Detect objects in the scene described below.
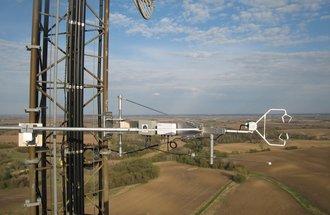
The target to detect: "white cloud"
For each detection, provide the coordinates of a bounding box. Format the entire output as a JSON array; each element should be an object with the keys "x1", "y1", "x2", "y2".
[
  {"x1": 276, "y1": 3, "x2": 301, "y2": 13},
  {"x1": 110, "y1": 13, "x2": 134, "y2": 26},
  {"x1": 110, "y1": 0, "x2": 330, "y2": 49},
  {"x1": 183, "y1": 0, "x2": 212, "y2": 23},
  {"x1": 239, "y1": 9, "x2": 275, "y2": 23},
  {"x1": 177, "y1": 26, "x2": 237, "y2": 45},
  {"x1": 111, "y1": 2, "x2": 330, "y2": 49},
  {"x1": 175, "y1": 21, "x2": 330, "y2": 47},
  {"x1": 182, "y1": 0, "x2": 227, "y2": 23},
  {"x1": 108, "y1": 47, "x2": 330, "y2": 114},
  {"x1": 239, "y1": 0, "x2": 288, "y2": 8},
  {"x1": 1, "y1": 34, "x2": 329, "y2": 114},
  {"x1": 232, "y1": 23, "x2": 261, "y2": 33},
  {"x1": 300, "y1": 1, "x2": 321, "y2": 11},
  {"x1": 171, "y1": 50, "x2": 221, "y2": 58},
  {"x1": 111, "y1": 13, "x2": 190, "y2": 38},
  {"x1": 108, "y1": 44, "x2": 330, "y2": 103},
  {"x1": 321, "y1": 15, "x2": 330, "y2": 20}
]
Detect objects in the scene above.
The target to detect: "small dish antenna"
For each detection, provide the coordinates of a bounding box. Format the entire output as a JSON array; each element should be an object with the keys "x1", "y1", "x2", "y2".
[{"x1": 133, "y1": 0, "x2": 155, "y2": 20}]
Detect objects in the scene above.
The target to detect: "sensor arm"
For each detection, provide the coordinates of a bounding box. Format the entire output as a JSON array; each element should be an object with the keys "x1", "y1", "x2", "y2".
[
  {"x1": 0, "y1": 109, "x2": 291, "y2": 147},
  {"x1": 204, "y1": 109, "x2": 292, "y2": 146}
]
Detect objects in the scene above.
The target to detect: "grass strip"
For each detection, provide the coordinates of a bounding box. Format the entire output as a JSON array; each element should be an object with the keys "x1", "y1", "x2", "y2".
[
  {"x1": 194, "y1": 180, "x2": 234, "y2": 215},
  {"x1": 251, "y1": 172, "x2": 326, "y2": 215}
]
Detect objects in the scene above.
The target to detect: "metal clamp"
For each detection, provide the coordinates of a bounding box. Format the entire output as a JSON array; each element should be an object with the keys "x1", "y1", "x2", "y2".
[
  {"x1": 100, "y1": 150, "x2": 111, "y2": 155},
  {"x1": 24, "y1": 198, "x2": 41, "y2": 207},
  {"x1": 65, "y1": 149, "x2": 83, "y2": 155},
  {"x1": 25, "y1": 108, "x2": 41, "y2": 113},
  {"x1": 26, "y1": 45, "x2": 41, "y2": 51},
  {"x1": 24, "y1": 158, "x2": 40, "y2": 165}
]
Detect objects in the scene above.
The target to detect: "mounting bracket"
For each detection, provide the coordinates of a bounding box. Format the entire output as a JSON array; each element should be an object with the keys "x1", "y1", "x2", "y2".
[{"x1": 24, "y1": 198, "x2": 41, "y2": 208}]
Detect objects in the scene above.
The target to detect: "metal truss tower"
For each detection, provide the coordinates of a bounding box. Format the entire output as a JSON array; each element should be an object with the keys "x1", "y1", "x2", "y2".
[{"x1": 27, "y1": 0, "x2": 110, "y2": 214}]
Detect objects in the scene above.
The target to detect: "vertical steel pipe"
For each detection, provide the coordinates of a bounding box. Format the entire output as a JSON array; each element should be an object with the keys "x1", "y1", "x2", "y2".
[
  {"x1": 28, "y1": 0, "x2": 41, "y2": 214},
  {"x1": 98, "y1": 0, "x2": 104, "y2": 213},
  {"x1": 53, "y1": 0, "x2": 60, "y2": 213},
  {"x1": 102, "y1": 0, "x2": 110, "y2": 214},
  {"x1": 41, "y1": 0, "x2": 49, "y2": 213},
  {"x1": 103, "y1": 0, "x2": 109, "y2": 113}
]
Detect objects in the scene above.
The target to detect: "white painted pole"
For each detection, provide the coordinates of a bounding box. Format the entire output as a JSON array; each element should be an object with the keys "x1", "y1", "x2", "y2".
[
  {"x1": 119, "y1": 134, "x2": 122, "y2": 157},
  {"x1": 210, "y1": 134, "x2": 214, "y2": 165},
  {"x1": 118, "y1": 95, "x2": 122, "y2": 120},
  {"x1": 118, "y1": 95, "x2": 123, "y2": 157}
]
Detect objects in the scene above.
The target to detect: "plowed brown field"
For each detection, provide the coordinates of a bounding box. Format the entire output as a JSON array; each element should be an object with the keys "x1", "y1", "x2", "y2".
[
  {"x1": 108, "y1": 161, "x2": 230, "y2": 215},
  {"x1": 0, "y1": 188, "x2": 29, "y2": 214},
  {"x1": 204, "y1": 178, "x2": 309, "y2": 215},
  {"x1": 229, "y1": 146, "x2": 330, "y2": 214}
]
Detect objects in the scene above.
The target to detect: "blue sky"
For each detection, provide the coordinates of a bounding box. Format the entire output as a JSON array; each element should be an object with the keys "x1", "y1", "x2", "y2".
[{"x1": 0, "y1": 0, "x2": 330, "y2": 115}]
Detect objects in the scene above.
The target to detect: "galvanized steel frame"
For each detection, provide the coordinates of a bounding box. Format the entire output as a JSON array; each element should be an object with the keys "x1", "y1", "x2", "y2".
[{"x1": 27, "y1": 0, "x2": 110, "y2": 214}]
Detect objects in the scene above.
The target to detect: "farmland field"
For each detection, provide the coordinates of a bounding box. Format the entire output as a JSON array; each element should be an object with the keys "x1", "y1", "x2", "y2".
[
  {"x1": 109, "y1": 161, "x2": 230, "y2": 215},
  {"x1": 229, "y1": 146, "x2": 330, "y2": 214},
  {"x1": 204, "y1": 178, "x2": 308, "y2": 215}
]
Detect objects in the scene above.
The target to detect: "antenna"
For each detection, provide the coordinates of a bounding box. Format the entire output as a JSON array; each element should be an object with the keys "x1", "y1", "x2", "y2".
[{"x1": 133, "y1": 0, "x2": 155, "y2": 20}]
